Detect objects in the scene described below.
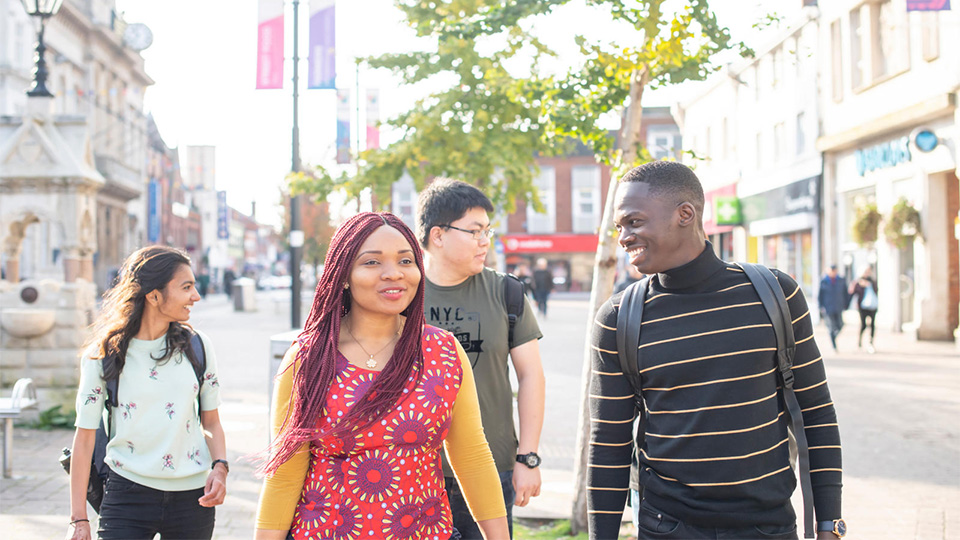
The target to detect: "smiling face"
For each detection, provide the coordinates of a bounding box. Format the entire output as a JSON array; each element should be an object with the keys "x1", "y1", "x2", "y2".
[
  {"x1": 347, "y1": 225, "x2": 422, "y2": 318},
  {"x1": 614, "y1": 182, "x2": 694, "y2": 275},
  {"x1": 153, "y1": 264, "x2": 201, "y2": 323}
]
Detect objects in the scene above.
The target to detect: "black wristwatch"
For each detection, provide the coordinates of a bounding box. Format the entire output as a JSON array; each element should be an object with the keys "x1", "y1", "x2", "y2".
[
  {"x1": 211, "y1": 459, "x2": 229, "y2": 473},
  {"x1": 816, "y1": 519, "x2": 846, "y2": 538},
  {"x1": 516, "y1": 452, "x2": 541, "y2": 469}
]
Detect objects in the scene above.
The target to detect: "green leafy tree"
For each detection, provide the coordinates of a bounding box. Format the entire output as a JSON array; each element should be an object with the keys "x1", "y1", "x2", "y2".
[{"x1": 521, "y1": 1, "x2": 749, "y2": 531}]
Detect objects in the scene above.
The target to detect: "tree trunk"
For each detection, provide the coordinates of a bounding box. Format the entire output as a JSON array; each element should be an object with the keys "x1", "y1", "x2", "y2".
[{"x1": 570, "y1": 66, "x2": 649, "y2": 534}]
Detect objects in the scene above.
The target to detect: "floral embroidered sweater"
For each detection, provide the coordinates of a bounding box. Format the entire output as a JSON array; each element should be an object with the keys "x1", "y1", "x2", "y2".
[{"x1": 74, "y1": 330, "x2": 222, "y2": 491}]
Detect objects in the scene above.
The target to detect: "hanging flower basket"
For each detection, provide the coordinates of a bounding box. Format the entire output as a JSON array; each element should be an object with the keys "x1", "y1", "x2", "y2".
[
  {"x1": 884, "y1": 197, "x2": 921, "y2": 249},
  {"x1": 851, "y1": 203, "x2": 882, "y2": 246}
]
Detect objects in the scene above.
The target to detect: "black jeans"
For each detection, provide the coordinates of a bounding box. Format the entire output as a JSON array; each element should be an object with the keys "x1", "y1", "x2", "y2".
[
  {"x1": 858, "y1": 309, "x2": 877, "y2": 346},
  {"x1": 98, "y1": 471, "x2": 215, "y2": 540},
  {"x1": 445, "y1": 470, "x2": 515, "y2": 539},
  {"x1": 822, "y1": 310, "x2": 844, "y2": 349},
  {"x1": 635, "y1": 498, "x2": 797, "y2": 540}
]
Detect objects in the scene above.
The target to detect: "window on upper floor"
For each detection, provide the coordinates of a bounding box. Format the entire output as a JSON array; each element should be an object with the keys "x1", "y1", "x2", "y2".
[
  {"x1": 831, "y1": 19, "x2": 844, "y2": 102},
  {"x1": 756, "y1": 132, "x2": 764, "y2": 170},
  {"x1": 571, "y1": 166, "x2": 601, "y2": 234},
  {"x1": 773, "y1": 122, "x2": 785, "y2": 163},
  {"x1": 796, "y1": 112, "x2": 806, "y2": 156},
  {"x1": 850, "y1": 8, "x2": 865, "y2": 89},
  {"x1": 771, "y1": 48, "x2": 781, "y2": 89},
  {"x1": 921, "y1": 11, "x2": 939, "y2": 62},
  {"x1": 705, "y1": 126, "x2": 713, "y2": 160},
  {"x1": 851, "y1": 0, "x2": 910, "y2": 92},
  {"x1": 653, "y1": 136, "x2": 670, "y2": 159},
  {"x1": 527, "y1": 167, "x2": 556, "y2": 234}
]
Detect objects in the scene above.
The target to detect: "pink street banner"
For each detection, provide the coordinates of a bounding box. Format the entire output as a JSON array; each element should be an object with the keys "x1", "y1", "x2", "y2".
[
  {"x1": 336, "y1": 88, "x2": 351, "y2": 164},
  {"x1": 906, "y1": 0, "x2": 950, "y2": 10},
  {"x1": 365, "y1": 89, "x2": 380, "y2": 150},
  {"x1": 256, "y1": 0, "x2": 284, "y2": 89},
  {"x1": 308, "y1": 0, "x2": 336, "y2": 89}
]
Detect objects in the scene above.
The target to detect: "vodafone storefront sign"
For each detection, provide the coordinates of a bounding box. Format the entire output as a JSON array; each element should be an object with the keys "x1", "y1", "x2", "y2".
[{"x1": 501, "y1": 234, "x2": 598, "y2": 253}]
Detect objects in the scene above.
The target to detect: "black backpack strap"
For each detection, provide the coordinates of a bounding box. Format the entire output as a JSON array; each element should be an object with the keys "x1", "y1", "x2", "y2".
[
  {"x1": 503, "y1": 273, "x2": 525, "y2": 348},
  {"x1": 186, "y1": 329, "x2": 207, "y2": 422},
  {"x1": 615, "y1": 277, "x2": 649, "y2": 407},
  {"x1": 102, "y1": 354, "x2": 119, "y2": 438},
  {"x1": 739, "y1": 263, "x2": 814, "y2": 539}
]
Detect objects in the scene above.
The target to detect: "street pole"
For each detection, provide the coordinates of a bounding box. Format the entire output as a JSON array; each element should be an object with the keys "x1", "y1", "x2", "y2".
[{"x1": 289, "y1": 0, "x2": 303, "y2": 329}]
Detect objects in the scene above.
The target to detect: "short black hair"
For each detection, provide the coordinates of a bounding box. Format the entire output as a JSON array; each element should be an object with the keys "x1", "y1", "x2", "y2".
[
  {"x1": 620, "y1": 161, "x2": 705, "y2": 215},
  {"x1": 416, "y1": 178, "x2": 494, "y2": 248}
]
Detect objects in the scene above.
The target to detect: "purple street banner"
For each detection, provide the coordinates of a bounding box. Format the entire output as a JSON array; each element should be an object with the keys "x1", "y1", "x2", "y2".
[
  {"x1": 366, "y1": 88, "x2": 380, "y2": 150},
  {"x1": 217, "y1": 191, "x2": 230, "y2": 240},
  {"x1": 906, "y1": 0, "x2": 950, "y2": 10},
  {"x1": 256, "y1": 0, "x2": 284, "y2": 89},
  {"x1": 336, "y1": 88, "x2": 351, "y2": 164},
  {"x1": 147, "y1": 180, "x2": 161, "y2": 243},
  {"x1": 308, "y1": 0, "x2": 336, "y2": 89}
]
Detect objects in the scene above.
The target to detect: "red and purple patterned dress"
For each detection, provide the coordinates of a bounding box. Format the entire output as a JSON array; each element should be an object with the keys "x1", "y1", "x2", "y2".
[{"x1": 289, "y1": 325, "x2": 462, "y2": 540}]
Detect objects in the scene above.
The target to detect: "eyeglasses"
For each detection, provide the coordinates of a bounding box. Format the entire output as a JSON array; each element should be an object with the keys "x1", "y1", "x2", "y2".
[{"x1": 443, "y1": 224, "x2": 495, "y2": 241}]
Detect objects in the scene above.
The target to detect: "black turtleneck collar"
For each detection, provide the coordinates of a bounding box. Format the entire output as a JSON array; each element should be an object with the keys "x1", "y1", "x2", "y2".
[{"x1": 657, "y1": 241, "x2": 726, "y2": 291}]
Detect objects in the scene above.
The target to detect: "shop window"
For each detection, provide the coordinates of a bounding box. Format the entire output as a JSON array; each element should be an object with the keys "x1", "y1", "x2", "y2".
[
  {"x1": 527, "y1": 167, "x2": 556, "y2": 234},
  {"x1": 572, "y1": 165, "x2": 601, "y2": 234}
]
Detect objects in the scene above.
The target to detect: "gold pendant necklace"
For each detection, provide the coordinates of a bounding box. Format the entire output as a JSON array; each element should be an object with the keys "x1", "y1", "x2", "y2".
[{"x1": 345, "y1": 320, "x2": 402, "y2": 369}]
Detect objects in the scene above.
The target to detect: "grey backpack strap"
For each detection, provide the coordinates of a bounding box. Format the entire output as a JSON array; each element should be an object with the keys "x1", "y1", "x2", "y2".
[
  {"x1": 739, "y1": 263, "x2": 814, "y2": 539},
  {"x1": 615, "y1": 277, "x2": 649, "y2": 406}
]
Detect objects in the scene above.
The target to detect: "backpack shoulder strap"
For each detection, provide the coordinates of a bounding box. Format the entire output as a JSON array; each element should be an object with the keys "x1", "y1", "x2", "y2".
[
  {"x1": 102, "y1": 354, "x2": 119, "y2": 438},
  {"x1": 503, "y1": 273, "x2": 525, "y2": 348},
  {"x1": 186, "y1": 329, "x2": 207, "y2": 422},
  {"x1": 738, "y1": 263, "x2": 814, "y2": 539},
  {"x1": 615, "y1": 277, "x2": 649, "y2": 399}
]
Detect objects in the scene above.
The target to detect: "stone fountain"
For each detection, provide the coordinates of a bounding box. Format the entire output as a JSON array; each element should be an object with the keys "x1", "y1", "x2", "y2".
[{"x1": 0, "y1": 96, "x2": 103, "y2": 412}]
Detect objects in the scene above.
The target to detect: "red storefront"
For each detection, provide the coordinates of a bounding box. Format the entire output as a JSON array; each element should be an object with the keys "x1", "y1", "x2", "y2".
[{"x1": 500, "y1": 234, "x2": 598, "y2": 292}]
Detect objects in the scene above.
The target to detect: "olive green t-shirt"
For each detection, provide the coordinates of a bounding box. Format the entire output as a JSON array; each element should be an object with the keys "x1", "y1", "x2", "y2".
[{"x1": 425, "y1": 267, "x2": 542, "y2": 474}]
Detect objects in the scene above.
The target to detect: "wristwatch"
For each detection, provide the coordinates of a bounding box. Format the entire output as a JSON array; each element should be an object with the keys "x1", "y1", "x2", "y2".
[
  {"x1": 211, "y1": 459, "x2": 229, "y2": 473},
  {"x1": 816, "y1": 519, "x2": 846, "y2": 538},
  {"x1": 516, "y1": 452, "x2": 541, "y2": 469}
]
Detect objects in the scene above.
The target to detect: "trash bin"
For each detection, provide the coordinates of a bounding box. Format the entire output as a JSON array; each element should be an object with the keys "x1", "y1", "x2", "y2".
[{"x1": 232, "y1": 277, "x2": 257, "y2": 312}]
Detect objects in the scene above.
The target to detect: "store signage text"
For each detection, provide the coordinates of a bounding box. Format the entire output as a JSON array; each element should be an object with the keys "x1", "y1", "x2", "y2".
[
  {"x1": 856, "y1": 136, "x2": 911, "y2": 176},
  {"x1": 501, "y1": 234, "x2": 598, "y2": 253}
]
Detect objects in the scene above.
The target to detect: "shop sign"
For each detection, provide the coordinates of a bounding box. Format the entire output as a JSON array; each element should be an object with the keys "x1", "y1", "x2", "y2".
[
  {"x1": 741, "y1": 176, "x2": 820, "y2": 224},
  {"x1": 715, "y1": 196, "x2": 742, "y2": 226},
  {"x1": 501, "y1": 234, "x2": 598, "y2": 253},
  {"x1": 906, "y1": 0, "x2": 950, "y2": 11},
  {"x1": 914, "y1": 129, "x2": 939, "y2": 153},
  {"x1": 855, "y1": 136, "x2": 911, "y2": 176},
  {"x1": 217, "y1": 191, "x2": 229, "y2": 240},
  {"x1": 147, "y1": 180, "x2": 161, "y2": 243}
]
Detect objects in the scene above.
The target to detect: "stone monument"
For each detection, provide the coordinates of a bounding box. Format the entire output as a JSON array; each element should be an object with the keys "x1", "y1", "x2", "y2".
[{"x1": 0, "y1": 96, "x2": 104, "y2": 411}]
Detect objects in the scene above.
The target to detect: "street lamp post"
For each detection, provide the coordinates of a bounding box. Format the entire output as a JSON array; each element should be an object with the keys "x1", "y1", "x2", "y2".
[{"x1": 20, "y1": 0, "x2": 65, "y2": 98}]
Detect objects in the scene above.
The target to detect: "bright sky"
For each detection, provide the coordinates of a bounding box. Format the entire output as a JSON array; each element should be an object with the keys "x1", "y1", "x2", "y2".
[{"x1": 116, "y1": 0, "x2": 797, "y2": 229}]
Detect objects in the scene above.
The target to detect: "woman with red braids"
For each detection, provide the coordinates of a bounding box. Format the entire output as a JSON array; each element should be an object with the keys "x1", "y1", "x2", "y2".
[{"x1": 255, "y1": 212, "x2": 508, "y2": 540}]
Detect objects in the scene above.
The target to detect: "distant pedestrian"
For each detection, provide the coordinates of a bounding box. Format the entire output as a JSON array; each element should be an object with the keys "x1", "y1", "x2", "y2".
[
  {"x1": 818, "y1": 264, "x2": 849, "y2": 352},
  {"x1": 587, "y1": 161, "x2": 844, "y2": 540},
  {"x1": 67, "y1": 246, "x2": 227, "y2": 540},
  {"x1": 514, "y1": 263, "x2": 534, "y2": 299},
  {"x1": 254, "y1": 212, "x2": 508, "y2": 540},
  {"x1": 417, "y1": 179, "x2": 545, "y2": 539},
  {"x1": 222, "y1": 269, "x2": 236, "y2": 297},
  {"x1": 531, "y1": 258, "x2": 553, "y2": 317},
  {"x1": 849, "y1": 265, "x2": 878, "y2": 353},
  {"x1": 197, "y1": 271, "x2": 210, "y2": 298}
]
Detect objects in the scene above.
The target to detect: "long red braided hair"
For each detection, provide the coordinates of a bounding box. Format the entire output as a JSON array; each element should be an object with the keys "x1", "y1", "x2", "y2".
[{"x1": 262, "y1": 212, "x2": 426, "y2": 475}]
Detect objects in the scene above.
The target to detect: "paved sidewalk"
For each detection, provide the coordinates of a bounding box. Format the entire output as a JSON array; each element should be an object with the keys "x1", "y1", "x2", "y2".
[{"x1": 1, "y1": 293, "x2": 957, "y2": 539}]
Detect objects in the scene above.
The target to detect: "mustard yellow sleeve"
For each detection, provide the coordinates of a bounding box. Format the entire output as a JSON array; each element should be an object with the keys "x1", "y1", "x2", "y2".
[
  {"x1": 255, "y1": 344, "x2": 311, "y2": 530},
  {"x1": 443, "y1": 339, "x2": 508, "y2": 522}
]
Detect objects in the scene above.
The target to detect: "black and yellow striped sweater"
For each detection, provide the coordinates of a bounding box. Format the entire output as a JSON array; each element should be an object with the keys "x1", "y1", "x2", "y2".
[{"x1": 587, "y1": 245, "x2": 842, "y2": 538}]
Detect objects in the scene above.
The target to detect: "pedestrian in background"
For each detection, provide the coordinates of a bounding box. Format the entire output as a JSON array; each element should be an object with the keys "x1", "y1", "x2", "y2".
[
  {"x1": 818, "y1": 264, "x2": 849, "y2": 352},
  {"x1": 417, "y1": 179, "x2": 545, "y2": 539},
  {"x1": 531, "y1": 258, "x2": 554, "y2": 317},
  {"x1": 849, "y1": 265, "x2": 879, "y2": 353},
  {"x1": 613, "y1": 263, "x2": 645, "y2": 295},
  {"x1": 254, "y1": 212, "x2": 508, "y2": 540},
  {"x1": 587, "y1": 161, "x2": 844, "y2": 540},
  {"x1": 67, "y1": 246, "x2": 227, "y2": 540}
]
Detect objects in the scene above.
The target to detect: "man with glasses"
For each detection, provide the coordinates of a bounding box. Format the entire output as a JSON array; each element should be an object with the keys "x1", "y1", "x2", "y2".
[{"x1": 417, "y1": 178, "x2": 546, "y2": 539}]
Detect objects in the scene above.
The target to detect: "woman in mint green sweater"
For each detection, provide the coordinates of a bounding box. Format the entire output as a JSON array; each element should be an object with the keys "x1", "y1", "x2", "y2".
[{"x1": 66, "y1": 246, "x2": 228, "y2": 540}]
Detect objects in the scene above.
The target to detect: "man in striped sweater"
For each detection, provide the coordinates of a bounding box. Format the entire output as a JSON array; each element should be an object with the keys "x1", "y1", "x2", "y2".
[{"x1": 587, "y1": 162, "x2": 844, "y2": 539}]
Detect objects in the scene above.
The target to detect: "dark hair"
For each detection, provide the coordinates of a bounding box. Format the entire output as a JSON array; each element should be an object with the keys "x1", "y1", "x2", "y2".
[
  {"x1": 416, "y1": 178, "x2": 494, "y2": 248},
  {"x1": 262, "y1": 212, "x2": 426, "y2": 475},
  {"x1": 85, "y1": 246, "x2": 199, "y2": 379},
  {"x1": 621, "y1": 161, "x2": 705, "y2": 217}
]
